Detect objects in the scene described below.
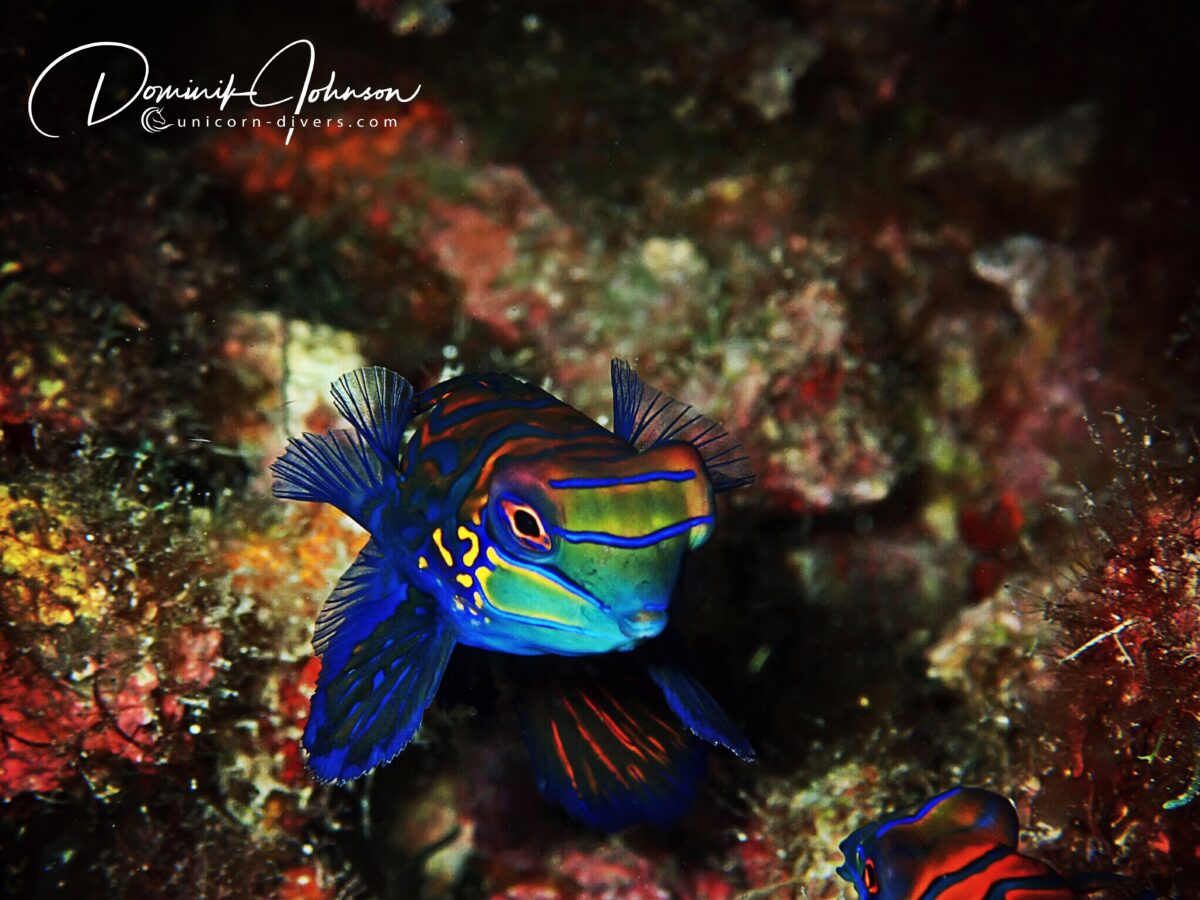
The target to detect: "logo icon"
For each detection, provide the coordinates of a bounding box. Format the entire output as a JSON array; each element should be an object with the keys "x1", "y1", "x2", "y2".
[{"x1": 140, "y1": 106, "x2": 171, "y2": 134}]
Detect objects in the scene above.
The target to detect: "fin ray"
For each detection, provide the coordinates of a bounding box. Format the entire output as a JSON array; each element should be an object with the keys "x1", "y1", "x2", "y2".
[
  {"x1": 331, "y1": 366, "x2": 413, "y2": 467},
  {"x1": 304, "y1": 575, "x2": 455, "y2": 782},
  {"x1": 271, "y1": 428, "x2": 390, "y2": 526},
  {"x1": 610, "y1": 359, "x2": 754, "y2": 492},
  {"x1": 519, "y1": 663, "x2": 706, "y2": 831},
  {"x1": 313, "y1": 539, "x2": 396, "y2": 656},
  {"x1": 647, "y1": 663, "x2": 756, "y2": 761}
]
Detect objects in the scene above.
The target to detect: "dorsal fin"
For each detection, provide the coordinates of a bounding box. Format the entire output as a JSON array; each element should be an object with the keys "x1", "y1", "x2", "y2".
[
  {"x1": 331, "y1": 367, "x2": 413, "y2": 467},
  {"x1": 271, "y1": 428, "x2": 390, "y2": 529},
  {"x1": 610, "y1": 359, "x2": 754, "y2": 493}
]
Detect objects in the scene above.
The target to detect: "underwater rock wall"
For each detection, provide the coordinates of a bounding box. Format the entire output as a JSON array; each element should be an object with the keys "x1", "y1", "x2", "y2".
[{"x1": 3, "y1": 0, "x2": 1198, "y2": 896}]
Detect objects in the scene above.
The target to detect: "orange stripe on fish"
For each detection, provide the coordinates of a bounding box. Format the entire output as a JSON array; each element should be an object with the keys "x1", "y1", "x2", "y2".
[{"x1": 837, "y1": 788, "x2": 1138, "y2": 899}]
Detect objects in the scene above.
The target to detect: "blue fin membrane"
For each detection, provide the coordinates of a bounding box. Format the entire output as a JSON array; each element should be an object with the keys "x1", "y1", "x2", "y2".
[
  {"x1": 271, "y1": 428, "x2": 391, "y2": 528},
  {"x1": 331, "y1": 367, "x2": 413, "y2": 467},
  {"x1": 610, "y1": 359, "x2": 754, "y2": 492},
  {"x1": 647, "y1": 663, "x2": 756, "y2": 761},
  {"x1": 519, "y1": 662, "x2": 707, "y2": 831},
  {"x1": 312, "y1": 539, "x2": 394, "y2": 656},
  {"x1": 303, "y1": 551, "x2": 455, "y2": 782}
]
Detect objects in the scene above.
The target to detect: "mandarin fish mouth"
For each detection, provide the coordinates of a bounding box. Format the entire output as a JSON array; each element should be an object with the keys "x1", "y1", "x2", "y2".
[{"x1": 618, "y1": 608, "x2": 667, "y2": 639}]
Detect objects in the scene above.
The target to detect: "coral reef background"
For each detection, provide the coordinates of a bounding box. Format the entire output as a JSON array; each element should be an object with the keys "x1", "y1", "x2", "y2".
[{"x1": 2, "y1": 1, "x2": 1199, "y2": 896}]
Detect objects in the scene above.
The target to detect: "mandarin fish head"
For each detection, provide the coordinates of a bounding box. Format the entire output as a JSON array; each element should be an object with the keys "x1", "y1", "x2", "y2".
[
  {"x1": 837, "y1": 818, "x2": 891, "y2": 899},
  {"x1": 461, "y1": 441, "x2": 715, "y2": 655},
  {"x1": 836, "y1": 788, "x2": 1022, "y2": 899}
]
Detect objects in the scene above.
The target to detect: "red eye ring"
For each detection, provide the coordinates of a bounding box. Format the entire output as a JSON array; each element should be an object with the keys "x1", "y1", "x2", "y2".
[
  {"x1": 863, "y1": 858, "x2": 880, "y2": 894},
  {"x1": 500, "y1": 498, "x2": 552, "y2": 552}
]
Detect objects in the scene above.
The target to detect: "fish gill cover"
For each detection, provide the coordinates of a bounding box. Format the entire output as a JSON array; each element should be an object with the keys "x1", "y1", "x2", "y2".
[{"x1": 1, "y1": 0, "x2": 1197, "y2": 897}]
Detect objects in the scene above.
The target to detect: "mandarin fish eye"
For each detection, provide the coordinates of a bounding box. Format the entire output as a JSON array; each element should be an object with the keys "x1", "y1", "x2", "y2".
[
  {"x1": 500, "y1": 497, "x2": 552, "y2": 552},
  {"x1": 863, "y1": 858, "x2": 880, "y2": 894}
]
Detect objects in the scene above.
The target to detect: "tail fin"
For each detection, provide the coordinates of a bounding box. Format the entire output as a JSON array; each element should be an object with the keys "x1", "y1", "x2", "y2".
[{"x1": 518, "y1": 659, "x2": 706, "y2": 831}]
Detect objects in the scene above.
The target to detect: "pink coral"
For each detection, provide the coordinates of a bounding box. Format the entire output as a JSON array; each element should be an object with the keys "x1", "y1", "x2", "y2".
[{"x1": 0, "y1": 637, "x2": 157, "y2": 796}]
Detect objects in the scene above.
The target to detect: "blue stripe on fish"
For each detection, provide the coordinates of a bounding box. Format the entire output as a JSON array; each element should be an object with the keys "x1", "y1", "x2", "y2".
[
  {"x1": 549, "y1": 471, "x2": 697, "y2": 488},
  {"x1": 876, "y1": 787, "x2": 964, "y2": 837},
  {"x1": 554, "y1": 516, "x2": 714, "y2": 548},
  {"x1": 427, "y1": 394, "x2": 562, "y2": 434}
]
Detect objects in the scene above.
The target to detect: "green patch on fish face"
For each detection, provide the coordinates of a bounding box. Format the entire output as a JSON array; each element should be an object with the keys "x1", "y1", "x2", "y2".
[{"x1": 464, "y1": 442, "x2": 715, "y2": 655}]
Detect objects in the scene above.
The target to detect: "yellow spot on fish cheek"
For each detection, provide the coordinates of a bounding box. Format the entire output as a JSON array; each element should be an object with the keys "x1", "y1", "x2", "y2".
[
  {"x1": 457, "y1": 525, "x2": 480, "y2": 566},
  {"x1": 432, "y1": 528, "x2": 455, "y2": 567},
  {"x1": 456, "y1": 572, "x2": 473, "y2": 588},
  {"x1": 418, "y1": 556, "x2": 429, "y2": 569}
]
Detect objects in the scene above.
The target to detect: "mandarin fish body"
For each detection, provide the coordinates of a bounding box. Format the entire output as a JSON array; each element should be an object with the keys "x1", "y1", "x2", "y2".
[
  {"x1": 272, "y1": 360, "x2": 754, "y2": 830},
  {"x1": 837, "y1": 787, "x2": 1142, "y2": 900}
]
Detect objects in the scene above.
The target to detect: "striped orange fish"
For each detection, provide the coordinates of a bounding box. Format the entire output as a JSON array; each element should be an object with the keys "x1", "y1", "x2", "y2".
[
  {"x1": 837, "y1": 787, "x2": 1143, "y2": 899},
  {"x1": 272, "y1": 360, "x2": 754, "y2": 829}
]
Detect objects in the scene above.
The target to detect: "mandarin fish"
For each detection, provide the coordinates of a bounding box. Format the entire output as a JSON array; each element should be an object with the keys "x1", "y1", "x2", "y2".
[
  {"x1": 837, "y1": 787, "x2": 1144, "y2": 900},
  {"x1": 271, "y1": 360, "x2": 755, "y2": 829}
]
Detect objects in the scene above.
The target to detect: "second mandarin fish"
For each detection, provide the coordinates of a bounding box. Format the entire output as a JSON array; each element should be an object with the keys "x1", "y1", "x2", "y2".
[
  {"x1": 837, "y1": 787, "x2": 1143, "y2": 899},
  {"x1": 271, "y1": 360, "x2": 755, "y2": 829}
]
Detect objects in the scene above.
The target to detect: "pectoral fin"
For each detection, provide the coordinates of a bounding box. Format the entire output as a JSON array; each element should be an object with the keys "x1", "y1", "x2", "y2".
[
  {"x1": 272, "y1": 366, "x2": 412, "y2": 528},
  {"x1": 647, "y1": 663, "x2": 756, "y2": 761},
  {"x1": 271, "y1": 428, "x2": 392, "y2": 530},
  {"x1": 304, "y1": 544, "x2": 455, "y2": 782}
]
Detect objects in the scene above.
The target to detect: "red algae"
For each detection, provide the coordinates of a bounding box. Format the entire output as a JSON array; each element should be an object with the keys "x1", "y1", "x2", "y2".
[
  {"x1": 959, "y1": 490, "x2": 1026, "y2": 599},
  {"x1": 0, "y1": 479, "x2": 211, "y2": 796},
  {"x1": 1038, "y1": 419, "x2": 1200, "y2": 890},
  {"x1": 0, "y1": 635, "x2": 147, "y2": 795}
]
